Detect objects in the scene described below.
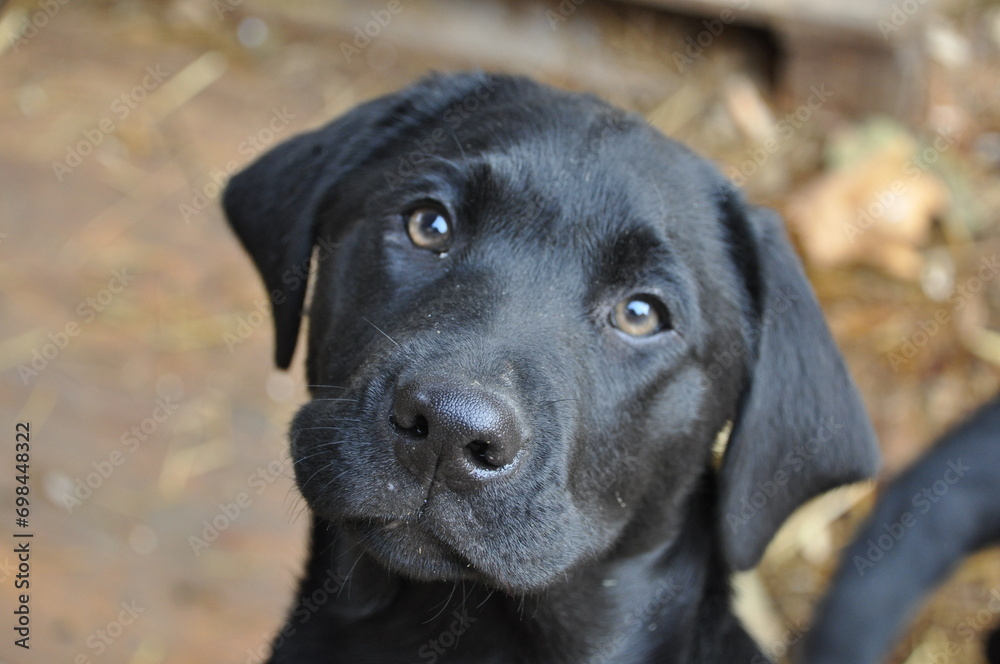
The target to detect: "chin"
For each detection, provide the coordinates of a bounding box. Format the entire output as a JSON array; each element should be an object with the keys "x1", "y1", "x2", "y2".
[{"x1": 342, "y1": 518, "x2": 483, "y2": 583}]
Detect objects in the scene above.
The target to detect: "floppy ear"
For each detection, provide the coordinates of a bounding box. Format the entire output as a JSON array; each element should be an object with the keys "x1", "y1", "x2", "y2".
[
  {"x1": 223, "y1": 72, "x2": 498, "y2": 368},
  {"x1": 223, "y1": 127, "x2": 334, "y2": 369},
  {"x1": 718, "y1": 200, "x2": 880, "y2": 570}
]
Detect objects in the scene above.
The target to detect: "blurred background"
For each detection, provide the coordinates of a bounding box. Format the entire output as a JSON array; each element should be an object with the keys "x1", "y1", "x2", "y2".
[{"x1": 1, "y1": 0, "x2": 999, "y2": 662}]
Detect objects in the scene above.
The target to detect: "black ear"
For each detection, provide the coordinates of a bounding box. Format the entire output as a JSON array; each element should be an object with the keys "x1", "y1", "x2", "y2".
[
  {"x1": 222, "y1": 72, "x2": 498, "y2": 368},
  {"x1": 223, "y1": 127, "x2": 333, "y2": 369},
  {"x1": 718, "y1": 200, "x2": 880, "y2": 570}
]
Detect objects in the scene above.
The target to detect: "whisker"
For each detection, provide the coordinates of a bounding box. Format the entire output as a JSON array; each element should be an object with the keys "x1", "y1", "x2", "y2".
[
  {"x1": 313, "y1": 467, "x2": 355, "y2": 496},
  {"x1": 426, "y1": 152, "x2": 466, "y2": 173},
  {"x1": 449, "y1": 130, "x2": 467, "y2": 160},
  {"x1": 299, "y1": 461, "x2": 338, "y2": 491},
  {"x1": 282, "y1": 484, "x2": 304, "y2": 513},
  {"x1": 337, "y1": 544, "x2": 370, "y2": 602},
  {"x1": 476, "y1": 586, "x2": 497, "y2": 609},
  {"x1": 536, "y1": 398, "x2": 580, "y2": 407},
  {"x1": 360, "y1": 316, "x2": 401, "y2": 349},
  {"x1": 425, "y1": 581, "x2": 458, "y2": 624},
  {"x1": 290, "y1": 500, "x2": 311, "y2": 525},
  {"x1": 456, "y1": 580, "x2": 470, "y2": 647},
  {"x1": 291, "y1": 441, "x2": 354, "y2": 465}
]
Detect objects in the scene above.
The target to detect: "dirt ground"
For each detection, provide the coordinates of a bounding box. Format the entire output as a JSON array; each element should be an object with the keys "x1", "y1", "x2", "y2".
[{"x1": 0, "y1": 0, "x2": 999, "y2": 663}]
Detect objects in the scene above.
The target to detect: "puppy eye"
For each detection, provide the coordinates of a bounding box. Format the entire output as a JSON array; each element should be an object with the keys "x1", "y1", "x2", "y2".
[
  {"x1": 611, "y1": 295, "x2": 671, "y2": 337},
  {"x1": 406, "y1": 207, "x2": 452, "y2": 253}
]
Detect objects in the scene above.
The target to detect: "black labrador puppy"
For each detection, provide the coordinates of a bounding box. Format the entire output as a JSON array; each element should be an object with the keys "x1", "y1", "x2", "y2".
[
  {"x1": 223, "y1": 72, "x2": 879, "y2": 664},
  {"x1": 802, "y1": 396, "x2": 1000, "y2": 664}
]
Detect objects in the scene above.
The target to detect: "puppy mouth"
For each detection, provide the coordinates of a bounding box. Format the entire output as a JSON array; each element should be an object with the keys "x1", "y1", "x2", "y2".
[
  {"x1": 291, "y1": 402, "x2": 515, "y2": 587},
  {"x1": 293, "y1": 373, "x2": 578, "y2": 592},
  {"x1": 343, "y1": 517, "x2": 480, "y2": 583}
]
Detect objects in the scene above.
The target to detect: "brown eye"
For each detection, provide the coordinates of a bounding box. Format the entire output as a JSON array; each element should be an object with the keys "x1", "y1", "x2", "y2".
[
  {"x1": 406, "y1": 207, "x2": 452, "y2": 253},
  {"x1": 611, "y1": 295, "x2": 670, "y2": 337}
]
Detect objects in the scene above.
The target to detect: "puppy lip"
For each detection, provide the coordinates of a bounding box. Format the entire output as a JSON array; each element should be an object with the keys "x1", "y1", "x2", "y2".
[{"x1": 344, "y1": 517, "x2": 479, "y2": 582}]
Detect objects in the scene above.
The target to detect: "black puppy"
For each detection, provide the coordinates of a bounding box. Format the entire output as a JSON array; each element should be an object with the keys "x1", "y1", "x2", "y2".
[
  {"x1": 802, "y1": 396, "x2": 1000, "y2": 664},
  {"x1": 223, "y1": 72, "x2": 879, "y2": 664}
]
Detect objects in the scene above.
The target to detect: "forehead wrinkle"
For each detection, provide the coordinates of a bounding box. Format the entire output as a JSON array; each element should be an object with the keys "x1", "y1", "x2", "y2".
[
  {"x1": 461, "y1": 149, "x2": 580, "y2": 241},
  {"x1": 452, "y1": 119, "x2": 701, "y2": 276},
  {"x1": 468, "y1": 138, "x2": 672, "y2": 280},
  {"x1": 591, "y1": 224, "x2": 673, "y2": 288}
]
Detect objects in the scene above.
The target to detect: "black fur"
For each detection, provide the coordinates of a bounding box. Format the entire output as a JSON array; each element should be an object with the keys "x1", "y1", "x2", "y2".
[
  {"x1": 223, "y1": 72, "x2": 879, "y2": 664},
  {"x1": 802, "y1": 396, "x2": 1000, "y2": 664}
]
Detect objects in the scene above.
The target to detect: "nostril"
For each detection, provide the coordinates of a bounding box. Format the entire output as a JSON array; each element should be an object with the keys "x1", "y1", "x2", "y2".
[
  {"x1": 391, "y1": 377, "x2": 527, "y2": 485},
  {"x1": 464, "y1": 440, "x2": 502, "y2": 471},
  {"x1": 411, "y1": 415, "x2": 428, "y2": 437},
  {"x1": 392, "y1": 413, "x2": 429, "y2": 438}
]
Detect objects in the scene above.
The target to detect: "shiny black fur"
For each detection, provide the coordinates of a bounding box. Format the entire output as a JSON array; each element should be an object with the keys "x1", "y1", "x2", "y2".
[{"x1": 223, "y1": 72, "x2": 879, "y2": 664}]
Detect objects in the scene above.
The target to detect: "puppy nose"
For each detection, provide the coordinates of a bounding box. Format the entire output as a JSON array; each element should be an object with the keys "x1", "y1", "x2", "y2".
[{"x1": 391, "y1": 378, "x2": 525, "y2": 488}]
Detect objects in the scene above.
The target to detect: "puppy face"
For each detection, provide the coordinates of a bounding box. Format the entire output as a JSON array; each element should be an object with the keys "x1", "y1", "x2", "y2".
[
  {"x1": 294, "y1": 101, "x2": 747, "y2": 591},
  {"x1": 224, "y1": 73, "x2": 878, "y2": 594}
]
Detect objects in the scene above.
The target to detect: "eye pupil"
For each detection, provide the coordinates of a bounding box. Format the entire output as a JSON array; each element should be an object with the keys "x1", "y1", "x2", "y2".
[
  {"x1": 407, "y1": 207, "x2": 452, "y2": 252},
  {"x1": 612, "y1": 295, "x2": 669, "y2": 337}
]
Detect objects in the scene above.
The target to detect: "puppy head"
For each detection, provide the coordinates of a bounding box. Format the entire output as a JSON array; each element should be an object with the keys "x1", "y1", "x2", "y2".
[{"x1": 224, "y1": 73, "x2": 878, "y2": 592}]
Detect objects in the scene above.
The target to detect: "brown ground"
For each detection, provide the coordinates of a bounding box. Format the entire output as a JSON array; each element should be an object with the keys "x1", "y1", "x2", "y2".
[{"x1": 0, "y1": 1, "x2": 998, "y2": 663}]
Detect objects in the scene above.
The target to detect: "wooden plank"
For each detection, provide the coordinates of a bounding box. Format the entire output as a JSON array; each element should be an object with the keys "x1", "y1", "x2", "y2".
[
  {"x1": 627, "y1": 0, "x2": 926, "y2": 36},
  {"x1": 621, "y1": 0, "x2": 932, "y2": 119}
]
